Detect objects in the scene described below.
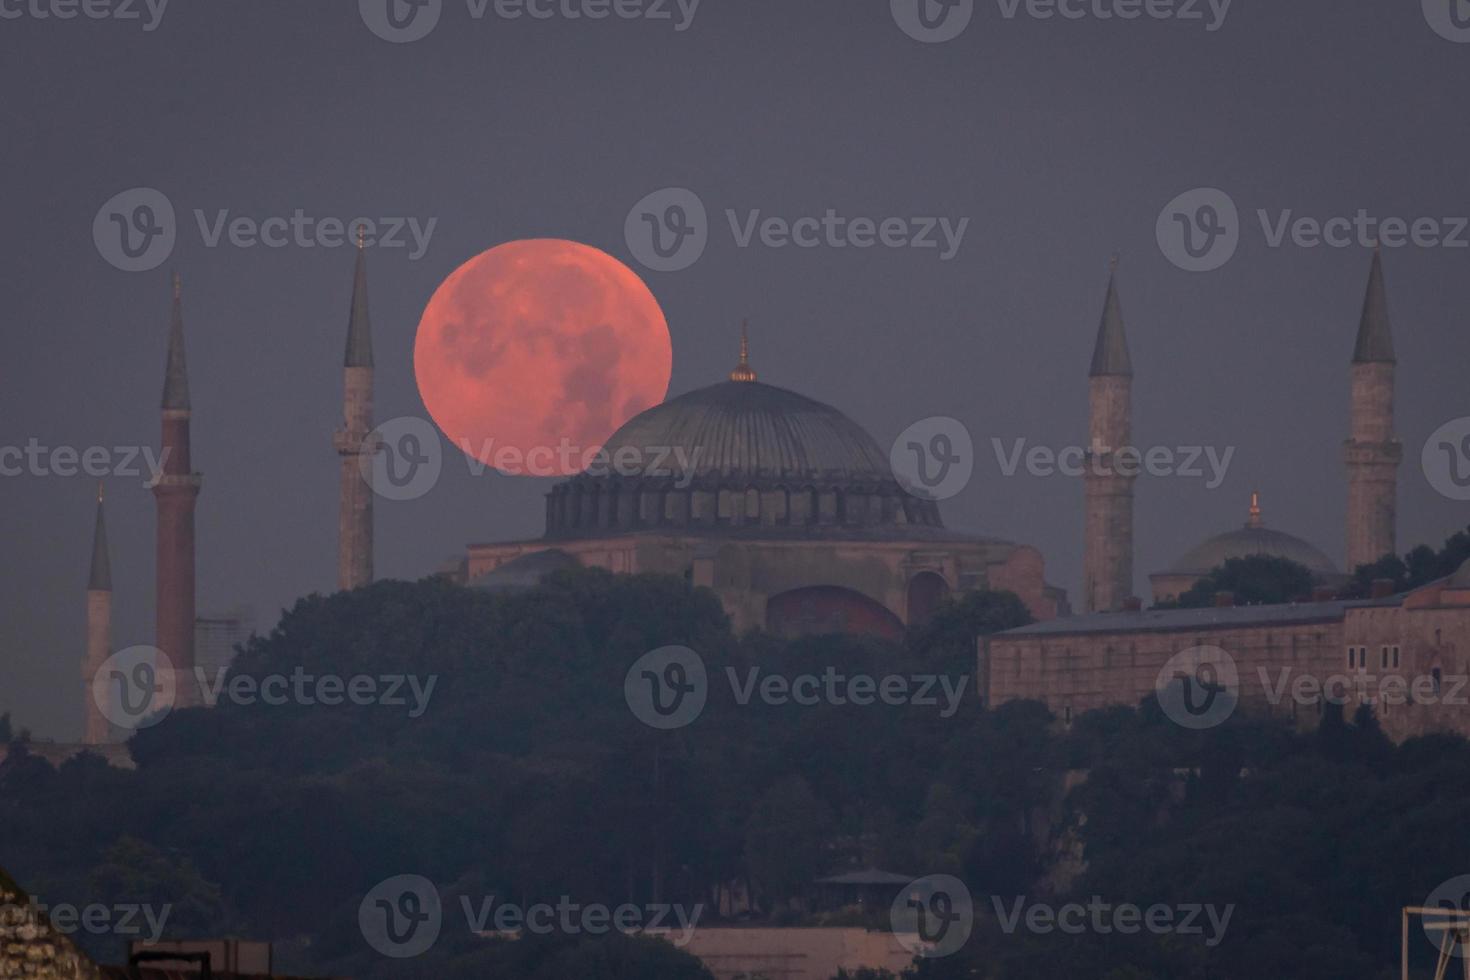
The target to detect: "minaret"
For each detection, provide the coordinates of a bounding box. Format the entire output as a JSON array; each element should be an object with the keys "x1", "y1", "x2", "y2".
[
  {"x1": 1083, "y1": 257, "x2": 1135, "y2": 613},
  {"x1": 154, "y1": 273, "x2": 202, "y2": 708},
  {"x1": 335, "y1": 229, "x2": 375, "y2": 591},
  {"x1": 82, "y1": 483, "x2": 112, "y2": 744},
  {"x1": 1344, "y1": 248, "x2": 1402, "y2": 571}
]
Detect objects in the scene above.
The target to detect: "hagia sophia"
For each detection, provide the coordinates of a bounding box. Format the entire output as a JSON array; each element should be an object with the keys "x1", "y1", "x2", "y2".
[{"x1": 67, "y1": 243, "x2": 1470, "y2": 751}]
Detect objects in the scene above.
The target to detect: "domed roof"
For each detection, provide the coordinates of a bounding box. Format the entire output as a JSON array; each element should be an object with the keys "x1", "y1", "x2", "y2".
[
  {"x1": 599, "y1": 379, "x2": 893, "y2": 484},
  {"x1": 1449, "y1": 558, "x2": 1470, "y2": 589},
  {"x1": 1167, "y1": 494, "x2": 1337, "y2": 577}
]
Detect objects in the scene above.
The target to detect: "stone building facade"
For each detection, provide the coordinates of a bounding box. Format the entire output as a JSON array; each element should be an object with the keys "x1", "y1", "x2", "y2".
[
  {"x1": 982, "y1": 561, "x2": 1470, "y2": 742},
  {"x1": 461, "y1": 340, "x2": 1067, "y2": 634}
]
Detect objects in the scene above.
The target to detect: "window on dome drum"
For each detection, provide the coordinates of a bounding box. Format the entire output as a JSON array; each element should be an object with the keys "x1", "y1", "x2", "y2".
[
  {"x1": 1392, "y1": 646, "x2": 1400, "y2": 669},
  {"x1": 1381, "y1": 646, "x2": 1389, "y2": 669}
]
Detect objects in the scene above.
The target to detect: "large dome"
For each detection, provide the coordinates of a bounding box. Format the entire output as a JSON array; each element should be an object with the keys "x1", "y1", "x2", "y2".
[
  {"x1": 541, "y1": 339, "x2": 941, "y2": 539},
  {"x1": 599, "y1": 380, "x2": 893, "y2": 483},
  {"x1": 1166, "y1": 495, "x2": 1337, "y2": 577}
]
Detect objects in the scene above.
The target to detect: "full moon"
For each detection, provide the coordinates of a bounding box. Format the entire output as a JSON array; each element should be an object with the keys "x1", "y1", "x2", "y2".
[{"x1": 414, "y1": 239, "x2": 673, "y2": 475}]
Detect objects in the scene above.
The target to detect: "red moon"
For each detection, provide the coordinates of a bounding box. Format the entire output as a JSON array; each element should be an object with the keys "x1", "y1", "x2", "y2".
[{"x1": 414, "y1": 239, "x2": 672, "y2": 475}]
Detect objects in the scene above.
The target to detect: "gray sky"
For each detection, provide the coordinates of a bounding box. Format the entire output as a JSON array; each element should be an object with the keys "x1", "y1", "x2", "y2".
[{"x1": 2, "y1": 0, "x2": 1468, "y2": 739}]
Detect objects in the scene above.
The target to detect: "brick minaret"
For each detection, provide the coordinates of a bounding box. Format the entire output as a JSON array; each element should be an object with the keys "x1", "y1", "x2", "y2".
[
  {"x1": 154, "y1": 274, "x2": 202, "y2": 707},
  {"x1": 1083, "y1": 258, "x2": 1135, "y2": 613},
  {"x1": 334, "y1": 231, "x2": 375, "y2": 591},
  {"x1": 1344, "y1": 248, "x2": 1402, "y2": 571},
  {"x1": 82, "y1": 483, "x2": 112, "y2": 744}
]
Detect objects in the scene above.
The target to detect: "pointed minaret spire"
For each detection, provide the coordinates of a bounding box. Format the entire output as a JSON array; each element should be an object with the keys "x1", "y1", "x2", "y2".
[
  {"x1": 336, "y1": 236, "x2": 376, "y2": 591},
  {"x1": 154, "y1": 275, "x2": 202, "y2": 708},
  {"x1": 729, "y1": 320, "x2": 757, "y2": 382},
  {"x1": 1344, "y1": 247, "x2": 1402, "y2": 570},
  {"x1": 1083, "y1": 257, "x2": 1136, "y2": 612},
  {"x1": 162, "y1": 272, "x2": 191, "y2": 410},
  {"x1": 1352, "y1": 246, "x2": 1396, "y2": 364},
  {"x1": 89, "y1": 482, "x2": 111, "y2": 592},
  {"x1": 345, "y1": 226, "x2": 374, "y2": 368},
  {"x1": 1247, "y1": 491, "x2": 1264, "y2": 529},
  {"x1": 83, "y1": 485, "x2": 114, "y2": 743},
  {"x1": 1090, "y1": 256, "x2": 1132, "y2": 377}
]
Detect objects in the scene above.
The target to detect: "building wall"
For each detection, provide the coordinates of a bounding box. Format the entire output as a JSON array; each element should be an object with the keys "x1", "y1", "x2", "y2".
[{"x1": 466, "y1": 533, "x2": 1061, "y2": 635}]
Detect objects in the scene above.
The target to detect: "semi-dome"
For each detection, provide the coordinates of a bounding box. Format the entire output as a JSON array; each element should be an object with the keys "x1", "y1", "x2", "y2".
[
  {"x1": 542, "y1": 331, "x2": 941, "y2": 538},
  {"x1": 1166, "y1": 493, "x2": 1337, "y2": 577}
]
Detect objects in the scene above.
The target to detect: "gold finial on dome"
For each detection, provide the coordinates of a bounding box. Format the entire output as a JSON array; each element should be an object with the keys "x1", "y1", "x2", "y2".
[
  {"x1": 1247, "y1": 491, "x2": 1263, "y2": 528},
  {"x1": 97, "y1": 480, "x2": 104, "y2": 503},
  {"x1": 729, "y1": 320, "x2": 756, "y2": 383}
]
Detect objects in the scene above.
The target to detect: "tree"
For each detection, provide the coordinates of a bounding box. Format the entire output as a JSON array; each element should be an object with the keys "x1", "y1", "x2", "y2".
[{"x1": 1175, "y1": 555, "x2": 1317, "y2": 607}]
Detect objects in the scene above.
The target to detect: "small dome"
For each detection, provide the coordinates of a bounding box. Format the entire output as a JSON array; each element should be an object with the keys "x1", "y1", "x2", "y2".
[
  {"x1": 1167, "y1": 494, "x2": 1337, "y2": 577},
  {"x1": 470, "y1": 549, "x2": 579, "y2": 592}
]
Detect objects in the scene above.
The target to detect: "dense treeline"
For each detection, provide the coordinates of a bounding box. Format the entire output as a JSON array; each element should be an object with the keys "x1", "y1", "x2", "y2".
[{"x1": 0, "y1": 568, "x2": 1466, "y2": 978}]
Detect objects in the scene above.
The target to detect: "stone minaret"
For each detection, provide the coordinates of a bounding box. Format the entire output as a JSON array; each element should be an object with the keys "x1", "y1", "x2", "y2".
[
  {"x1": 334, "y1": 232, "x2": 375, "y2": 591},
  {"x1": 1344, "y1": 248, "x2": 1401, "y2": 571},
  {"x1": 1083, "y1": 259, "x2": 1135, "y2": 613},
  {"x1": 154, "y1": 274, "x2": 202, "y2": 708},
  {"x1": 82, "y1": 483, "x2": 113, "y2": 744}
]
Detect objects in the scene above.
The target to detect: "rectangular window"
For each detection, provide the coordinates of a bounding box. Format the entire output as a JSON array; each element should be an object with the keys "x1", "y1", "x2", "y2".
[
  {"x1": 1381, "y1": 646, "x2": 1389, "y2": 670},
  {"x1": 1392, "y1": 646, "x2": 1401, "y2": 669}
]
